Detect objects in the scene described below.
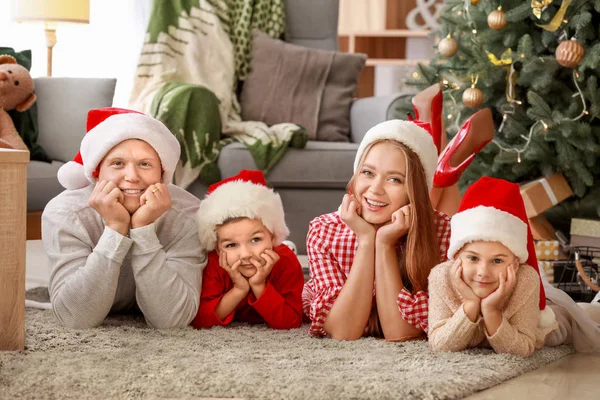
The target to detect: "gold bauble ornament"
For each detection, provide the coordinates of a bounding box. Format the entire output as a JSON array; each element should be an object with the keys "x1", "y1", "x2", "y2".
[
  {"x1": 438, "y1": 36, "x2": 458, "y2": 57},
  {"x1": 463, "y1": 87, "x2": 484, "y2": 108},
  {"x1": 488, "y1": 7, "x2": 508, "y2": 30},
  {"x1": 470, "y1": 0, "x2": 480, "y2": 5},
  {"x1": 555, "y1": 39, "x2": 585, "y2": 68}
]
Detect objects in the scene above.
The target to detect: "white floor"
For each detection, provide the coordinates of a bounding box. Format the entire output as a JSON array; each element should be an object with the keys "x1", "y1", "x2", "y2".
[{"x1": 26, "y1": 240, "x2": 50, "y2": 290}]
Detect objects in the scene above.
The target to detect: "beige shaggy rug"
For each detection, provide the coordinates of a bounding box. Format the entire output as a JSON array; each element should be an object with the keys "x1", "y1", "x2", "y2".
[{"x1": 0, "y1": 290, "x2": 574, "y2": 400}]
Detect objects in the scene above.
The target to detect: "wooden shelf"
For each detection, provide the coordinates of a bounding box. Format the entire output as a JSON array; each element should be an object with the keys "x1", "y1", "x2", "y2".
[{"x1": 339, "y1": 0, "x2": 439, "y2": 98}]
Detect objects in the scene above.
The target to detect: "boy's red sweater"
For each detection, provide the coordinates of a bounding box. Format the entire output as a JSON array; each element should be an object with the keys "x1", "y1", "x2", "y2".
[{"x1": 191, "y1": 244, "x2": 304, "y2": 330}]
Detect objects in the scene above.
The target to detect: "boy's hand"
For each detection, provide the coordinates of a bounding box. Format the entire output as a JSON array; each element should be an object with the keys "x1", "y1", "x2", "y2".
[
  {"x1": 376, "y1": 205, "x2": 411, "y2": 246},
  {"x1": 219, "y1": 251, "x2": 250, "y2": 293},
  {"x1": 340, "y1": 194, "x2": 375, "y2": 242},
  {"x1": 248, "y1": 249, "x2": 280, "y2": 289},
  {"x1": 89, "y1": 180, "x2": 130, "y2": 236},
  {"x1": 131, "y1": 183, "x2": 172, "y2": 229},
  {"x1": 481, "y1": 262, "x2": 517, "y2": 313}
]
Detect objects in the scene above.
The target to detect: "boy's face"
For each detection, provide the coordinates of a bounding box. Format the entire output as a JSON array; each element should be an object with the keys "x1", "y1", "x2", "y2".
[
  {"x1": 458, "y1": 241, "x2": 518, "y2": 298},
  {"x1": 216, "y1": 218, "x2": 274, "y2": 278},
  {"x1": 97, "y1": 139, "x2": 162, "y2": 214}
]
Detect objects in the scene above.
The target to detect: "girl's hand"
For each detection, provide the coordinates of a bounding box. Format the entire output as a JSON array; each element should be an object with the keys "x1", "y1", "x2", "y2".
[
  {"x1": 248, "y1": 249, "x2": 280, "y2": 288},
  {"x1": 481, "y1": 262, "x2": 517, "y2": 312},
  {"x1": 451, "y1": 258, "x2": 480, "y2": 305},
  {"x1": 89, "y1": 180, "x2": 130, "y2": 236},
  {"x1": 376, "y1": 205, "x2": 411, "y2": 246},
  {"x1": 131, "y1": 183, "x2": 172, "y2": 229},
  {"x1": 339, "y1": 194, "x2": 375, "y2": 241},
  {"x1": 218, "y1": 251, "x2": 250, "y2": 293}
]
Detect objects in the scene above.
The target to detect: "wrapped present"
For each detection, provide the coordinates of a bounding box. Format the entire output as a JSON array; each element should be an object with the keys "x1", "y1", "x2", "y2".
[
  {"x1": 520, "y1": 173, "x2": 573, "y2": 218},
  {"x1": 529, "y1": 215, "x2": 556, "y2": 241},
  {"x1": 538, "y1": 261, "x2": 555, "y2": 285},
  {"x1": 570, "y1": 218, "x2": 600, "y2": 248},
  {"x1": 535, "y1": 240, "x2": 568, "y2": 260}
]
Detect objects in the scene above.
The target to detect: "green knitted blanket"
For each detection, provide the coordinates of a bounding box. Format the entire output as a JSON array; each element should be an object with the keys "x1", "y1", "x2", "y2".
[{"x1": 130, "y1": 0, "x2": 306, "y2": 187}]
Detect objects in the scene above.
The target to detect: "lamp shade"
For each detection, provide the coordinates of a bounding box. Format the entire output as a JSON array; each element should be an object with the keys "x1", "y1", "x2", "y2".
[{"x1": 11, "y1": 0, "x2": 89, "y2": 24}]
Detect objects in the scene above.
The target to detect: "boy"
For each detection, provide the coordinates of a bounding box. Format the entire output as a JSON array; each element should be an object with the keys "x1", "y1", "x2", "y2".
[{"x1": 191, "y1": 170, "x2": 304, "y2": 330}]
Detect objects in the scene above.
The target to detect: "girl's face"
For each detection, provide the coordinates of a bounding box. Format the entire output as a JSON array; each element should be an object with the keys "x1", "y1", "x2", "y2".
[
  {"x1": 98, "y1": 139, "x2": 162, "y2": 214},
  {"x1": 216, "y1": 218, "x2": 274, "y2": 278},
  {"x1": 353, "y1": 141, "x2": 409, "y2": 227},
  {"x1": 458, "y1": 241, "x2": 518, "y2": 298}
]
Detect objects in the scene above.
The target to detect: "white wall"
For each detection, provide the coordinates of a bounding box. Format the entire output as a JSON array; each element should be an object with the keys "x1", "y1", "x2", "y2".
[{"x1": 0, "y1": 0, "x2": 152, "y2": 106}]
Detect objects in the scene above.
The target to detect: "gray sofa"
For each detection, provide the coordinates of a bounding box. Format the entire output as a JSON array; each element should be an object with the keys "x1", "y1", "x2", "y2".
[{"x1": 28, "y1": 0, "x2": 400, "y2": 254}]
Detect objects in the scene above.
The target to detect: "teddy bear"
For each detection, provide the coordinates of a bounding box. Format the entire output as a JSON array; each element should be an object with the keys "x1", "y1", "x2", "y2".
[{"x1": 0, "y1": 54, "x2": 36, "y2": 150}]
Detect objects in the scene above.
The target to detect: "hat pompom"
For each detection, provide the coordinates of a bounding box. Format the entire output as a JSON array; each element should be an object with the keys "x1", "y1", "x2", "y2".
[
  {"x1": 539, "y1": 306, "x2": 556, "y2": 329},
  {"x1": 57, "y1": 161, "x2": 89, "y2": 190}
]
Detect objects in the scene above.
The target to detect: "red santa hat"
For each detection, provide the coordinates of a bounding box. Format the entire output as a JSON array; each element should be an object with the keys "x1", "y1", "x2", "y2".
[
  {"x1": 57, "y1": 107, "x2": 180, "y2": 190},
  {"x1": 196, "y1": 170, "x2": 289, "y2": 251},
  {"x1": 353, "y1": 119, "x2": 437, "y2": 190},
  {"x1": 448, "y1": 176, "x2": 555, "y2": 328}
]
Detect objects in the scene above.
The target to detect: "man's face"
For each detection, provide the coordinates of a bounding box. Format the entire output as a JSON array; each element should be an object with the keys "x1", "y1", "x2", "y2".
[{"x1": 97, "y1": 139, "x2": 162, "y2": 214}]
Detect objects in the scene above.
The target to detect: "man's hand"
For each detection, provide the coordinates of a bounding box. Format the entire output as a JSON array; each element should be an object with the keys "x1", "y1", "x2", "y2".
[
  {"x1": 89, "y1": 180, "x2": 130, "y2": 236},
  {"x1": 131, "y1": 183, "x2": 172, "y2": 229},
  {"x1": 248, "y1": 249, "x2": 280, "y2": 297},
  {"x1": 219, "y1": 250, "x2": 250, "y2": 294}
]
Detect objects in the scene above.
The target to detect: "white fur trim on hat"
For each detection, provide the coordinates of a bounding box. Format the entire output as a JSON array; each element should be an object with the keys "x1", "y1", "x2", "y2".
[
  {"x1": 57, "y1": 161, "x2": 89, "y2": 190},
  {"x1": 448, "y1": 205, "x2": 529, "y2": 262},
  {"x1": 81, "y1": 113, "x2": 180, "y2": 186},
  {"x1": 196, "y1": 181, "x2": 289, "y2": 251},
  {"x1": 353, "y1": 120, "x2": 438, "y2": 190}
]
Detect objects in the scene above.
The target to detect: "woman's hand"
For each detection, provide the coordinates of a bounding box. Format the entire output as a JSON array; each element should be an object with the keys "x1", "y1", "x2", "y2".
[
  {"x1": 89, "y1": 180, "x2": 130, "y2": 236},
  {"x1": 131, "y1": 183, "x2": 172, "y2": 229},
  {"x1": 339, "y1": 194, "x2": 375, "y2": 241},
  {"x1": 376, "y1": 205, "x2": 411, "y2": 247}
]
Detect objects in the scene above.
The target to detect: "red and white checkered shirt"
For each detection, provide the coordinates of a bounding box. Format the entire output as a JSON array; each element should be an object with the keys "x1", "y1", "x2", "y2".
[{"x1": 302, "y1": 210, "x2": 451, "y2": 337}]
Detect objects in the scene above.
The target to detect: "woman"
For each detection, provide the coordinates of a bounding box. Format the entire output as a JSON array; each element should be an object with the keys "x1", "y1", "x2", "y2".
[{"x1": 302, "y1": 119, "x2": 451, "y2": 340}]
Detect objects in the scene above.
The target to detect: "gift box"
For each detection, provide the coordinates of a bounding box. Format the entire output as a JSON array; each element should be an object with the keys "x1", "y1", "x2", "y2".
[
  {"x1": 520, "y1": 173, "x2": 573, "y2": 218},
  {"x1": 535, "y1": 240, "x2": 568, "y2": 260},
  {"x1": 570, "y1": 218, "x2": 600, "y2": 248},
  {"x1": 529, "y1": 215, "x2": 557, "y2": 241},
  {"x1": 538, "y1": 261, "x2": 555, "y2": 285}
]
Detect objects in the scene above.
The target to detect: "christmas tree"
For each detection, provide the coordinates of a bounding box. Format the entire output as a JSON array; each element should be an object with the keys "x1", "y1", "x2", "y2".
[{"x1": 396, "y1": 0, "x2": 600, "y2": 234}]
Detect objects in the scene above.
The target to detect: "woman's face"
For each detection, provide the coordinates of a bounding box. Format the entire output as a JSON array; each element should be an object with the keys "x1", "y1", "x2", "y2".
[
  {"x1": 97, "y1": 139, "x2": 162, "y2": 214},
  {"x1": 353, "y1": 141, "x2": 409, "y2": 226},
  {"x1": 458, "y1": 241, "x2": 518, "y2": 298}
]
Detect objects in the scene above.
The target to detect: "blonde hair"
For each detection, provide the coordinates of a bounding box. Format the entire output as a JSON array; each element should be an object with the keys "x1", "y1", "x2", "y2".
[{"x1": 348, "y1": 139, "x2": 439, "y2": 293}]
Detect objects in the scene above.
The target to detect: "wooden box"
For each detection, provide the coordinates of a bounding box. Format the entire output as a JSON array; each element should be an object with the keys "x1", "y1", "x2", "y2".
[
  {"x1": 0, "y1": 148, "x2": 29, "y2": 351},
  {"x1": 520, "y1": 174, "x2": 573, "y2": 218}
]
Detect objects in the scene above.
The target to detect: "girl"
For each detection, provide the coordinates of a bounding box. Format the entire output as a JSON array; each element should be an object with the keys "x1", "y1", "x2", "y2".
[
  {"x1": 302, "y1": 119, "x2": 451, "y2": 341},
  {"x1": 428, "y1": 177, "x2": 600, "y2": 357}
]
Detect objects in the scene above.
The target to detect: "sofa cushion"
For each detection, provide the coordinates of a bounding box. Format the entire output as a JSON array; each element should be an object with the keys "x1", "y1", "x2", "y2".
[
  {"x1": 27, "y1": 160, "x2": 65, "y2": 211},
  {"x1": 34, "y1": 78, "x2": 116, "y2": 163},
  {"x1": 217, "y1": 141, "x2": 357, "y2": 189},
  {"x1": 241, "y1": 30, "x2": 366, "y2": 142}
]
